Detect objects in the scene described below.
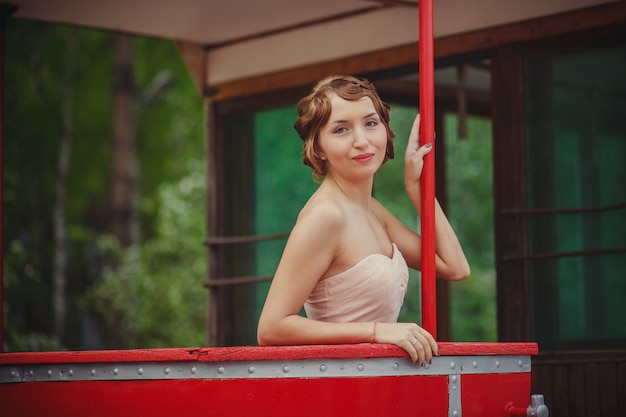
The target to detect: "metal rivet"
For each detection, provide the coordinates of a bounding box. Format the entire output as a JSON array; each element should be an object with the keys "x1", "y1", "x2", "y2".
[
  {"x1": 452, "y1": 410, "x2": 459, "y2": 416},
  {"x1": 357, "y1": 363, "x2": 365, "y2": 372},
  {"x1": 452, "y1": 375, "x2": 458, "y2": 383},
  {"x1": 191, "y1": 366, "x2": 197, "y2": 374},
  {"x1": 138, "y1": 368, "x2": 144, "y2": 375},
  {"x1": 164, "y1": 367, "x2": 170, "y2": 375},
  {"x1": 495, "y1": 361, "x2": 501, "y2": 368},
  {"x1": 28, "y1": 370, "x2": 34, "y2": 377},
  {"x1": 282, "y1": 366, "x2": 290, "y2": 373},
  {"x1": 248, "y1": 366, "x2": 255, "y2": 374},
  {"x1": 450, "y1": 362, "x2": 456, "y2": 369},
  {"x1": 113, "y1": 368, "x2": 119, "y2": 375},
  {"x1": 10, "y1": 371, "x2": 16, "y2": 377},
  {"x1": 320, "y1": 364, "x2": 327, "y2": 372},
  {"x1": 90, "y1": 369, "x2": 96, "y2": 376},
  {"x1": 392, "y1": 362, "x2": 400, "y2": 370},
  {"x1": 47, "y1": 370, "x2": 53, "y2": 377},
  {"x1": 68, "y1": 370, "x2": 74, "y2": 377},
  {"x1": 518, "y1": 360, "x2": 524, "y2": 367},
  {"x1": 424, "y1": 363, "x2": 430, "y2": 369},
  {"x1": 472, "y1": 361, "x2": 478, "y2": 368},
  {"x1": 217, "y1": 366, "x2": 225, "y2": 374}
]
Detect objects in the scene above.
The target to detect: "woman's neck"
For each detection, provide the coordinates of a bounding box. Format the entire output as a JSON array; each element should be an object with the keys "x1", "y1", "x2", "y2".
[{"x1": 322, "y1": 173, "x2": 373, "y2": 208}]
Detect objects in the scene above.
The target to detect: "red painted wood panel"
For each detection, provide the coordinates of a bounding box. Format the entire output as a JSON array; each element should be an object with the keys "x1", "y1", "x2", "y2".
[
  {"x1": 0, "y1": 375, "x2": 450, "y2": 417},
  {"x1": 462, "y1": 373, "x2": 531, "y2": 417},
  {"x1": 0, "y1": 342, "x2": 538, "y2": 364}
]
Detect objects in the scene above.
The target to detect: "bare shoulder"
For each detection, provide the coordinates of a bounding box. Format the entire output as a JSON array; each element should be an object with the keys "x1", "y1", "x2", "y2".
[
  {"x1": 295, "y1": 192, "x2": 346, "y2": 237},
  {"x1": 276, "y1": 192, "x2": 345, "y2": 280}
]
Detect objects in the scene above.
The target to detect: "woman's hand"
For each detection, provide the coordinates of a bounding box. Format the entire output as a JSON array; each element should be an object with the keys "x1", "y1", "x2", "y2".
[
  {"x1": 374, "y1": 322, "x2": 439, "y2": 365},
  {"x1": 404, "y1": 114, "x2": 433, "y2": 200},
  {"x1": 399, "y1": 113, "x2": 471, "y2": 281}
]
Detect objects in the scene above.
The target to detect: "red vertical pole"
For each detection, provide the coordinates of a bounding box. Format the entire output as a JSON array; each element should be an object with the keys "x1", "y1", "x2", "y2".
[
  {"x1": 0, "y1": 4, "x2": 17, "y2": 353},
  {"x1": 419, "y1": 0, "x2": 436, "y2": 338}
]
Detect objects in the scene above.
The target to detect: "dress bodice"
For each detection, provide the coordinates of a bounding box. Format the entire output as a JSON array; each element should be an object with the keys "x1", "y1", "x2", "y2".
[{"x1": 304, "y1": 243, "x2": 409, "y2": 323}]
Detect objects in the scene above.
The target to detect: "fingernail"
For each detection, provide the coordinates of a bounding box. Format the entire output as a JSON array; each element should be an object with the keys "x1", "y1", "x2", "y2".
[{"x1": 425, "y1": 142, "x2": 433, "y2": 148}]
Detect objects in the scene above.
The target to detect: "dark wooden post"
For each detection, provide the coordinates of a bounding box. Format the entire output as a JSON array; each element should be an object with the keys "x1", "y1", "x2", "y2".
[{"x1": 0, "y1": 3, "x2": 18, "y2": 353}]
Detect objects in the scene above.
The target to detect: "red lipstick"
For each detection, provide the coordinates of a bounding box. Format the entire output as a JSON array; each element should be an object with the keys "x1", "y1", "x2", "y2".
[{"x1": 353, "y1": 153, "x2": 375, "y2": 162}]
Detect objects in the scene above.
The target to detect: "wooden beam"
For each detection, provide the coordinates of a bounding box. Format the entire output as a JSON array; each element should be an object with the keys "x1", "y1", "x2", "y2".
[
  {"x1": 174, "y1": 41, "x2": 207, "y2": 94},
  {"x1": 208, "y1": 1, "x2": 626, "y2": 101},
  {"x1": 209, "y1": 42, "x2": 419, "y2": 101}
]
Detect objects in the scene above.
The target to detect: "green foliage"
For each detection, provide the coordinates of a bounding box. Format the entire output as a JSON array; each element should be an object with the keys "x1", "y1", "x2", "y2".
[
  {"x1": 444, "y1": 114, "x2": 497, "y2": 341},
  {"x1": 84, "y1": 161, "x2": 207, "y2": 348},
  {"x1": 4, "y1": 20, "x2": 204, "y2": 351},
  {"x1": 3, "y1": 241, "x2": 66, "y2": 352},
  {"x1": 3, "y1": 21, "x2": 113, "y2": 350}
]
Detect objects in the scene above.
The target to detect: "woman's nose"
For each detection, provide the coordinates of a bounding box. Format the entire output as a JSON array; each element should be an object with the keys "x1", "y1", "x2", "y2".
[{"x1": 353, "y1": 128, "x2": 368, "y2": 148}]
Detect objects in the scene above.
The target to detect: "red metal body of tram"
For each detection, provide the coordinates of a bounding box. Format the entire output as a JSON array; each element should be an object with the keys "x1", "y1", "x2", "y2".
[{"x1": 0, "y1": 343, "x2": 544, "y2": 417}]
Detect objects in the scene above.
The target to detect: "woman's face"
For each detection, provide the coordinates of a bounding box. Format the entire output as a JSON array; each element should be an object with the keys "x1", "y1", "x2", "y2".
[{"x1": 318, "y1": 93, "x2": 388, "y2": 182}]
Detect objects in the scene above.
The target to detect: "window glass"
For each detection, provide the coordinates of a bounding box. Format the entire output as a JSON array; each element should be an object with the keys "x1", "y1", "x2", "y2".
[{"x1": 525, "y1": 42, "x2": 626, "y2": 349}]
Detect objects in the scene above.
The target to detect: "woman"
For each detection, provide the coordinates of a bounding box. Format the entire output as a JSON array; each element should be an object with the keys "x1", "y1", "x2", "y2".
[{"x1": 257, "y1": 75, "x2": 470, "y2": 365}]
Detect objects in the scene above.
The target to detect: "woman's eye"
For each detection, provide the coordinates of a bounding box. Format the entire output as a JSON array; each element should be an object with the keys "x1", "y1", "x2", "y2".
[
  {"x1": 366, "y1": 120, "x2": 379, "y2": 127},
  {"x1": 334, "y1": 127, "x2": 348, "y2": 134}
]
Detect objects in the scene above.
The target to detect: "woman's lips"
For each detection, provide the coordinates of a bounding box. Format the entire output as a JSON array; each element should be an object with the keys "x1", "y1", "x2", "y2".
[{"x1": 353, "y1": 153, "x2": 374, "y2": 162}]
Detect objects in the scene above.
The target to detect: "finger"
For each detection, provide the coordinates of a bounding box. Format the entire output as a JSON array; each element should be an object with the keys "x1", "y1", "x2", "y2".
[
  {"x1": 405, "y1": 333, "x2": 430, "y2": 365},
  {"x1": 407, "y1": 114, "x2": 421, "y2": 150},
  {"x1": 403, "y1": 339, "x2": 419, "y2": 363},
  {"x1": 413, "y1": 333, "x2": 432, "y2": 365},
  {"x1": 413, "y1": 338, "x2": 426, "y2": 365},
  {"x1": 416, "y1": 142, "x2": 433, "y2": 158},
  {"x1": 418, "y1": 327, "x2": 439, "y2": 358}
]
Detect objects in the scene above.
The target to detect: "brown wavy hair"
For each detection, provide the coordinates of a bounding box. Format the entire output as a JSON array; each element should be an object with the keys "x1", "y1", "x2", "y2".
[{"x1": 294, "y1": 75, "x2": 395, "y2": 180}]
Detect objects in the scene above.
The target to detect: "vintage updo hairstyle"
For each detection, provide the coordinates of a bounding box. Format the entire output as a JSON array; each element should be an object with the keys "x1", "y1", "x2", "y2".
[{"x1": 293, "y1": 75, "x2": 395, "y2": 180}]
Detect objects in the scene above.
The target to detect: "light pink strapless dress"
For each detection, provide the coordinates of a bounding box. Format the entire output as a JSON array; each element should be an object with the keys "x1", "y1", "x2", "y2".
[{"x1": 304, "y1": 243, "x2": 409, "y2": 323}]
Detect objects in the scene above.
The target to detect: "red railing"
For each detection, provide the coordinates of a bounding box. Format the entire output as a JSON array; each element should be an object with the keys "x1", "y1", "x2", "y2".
[{"x1": 419, "y1": 0, "x2": 437, "y2": 337}]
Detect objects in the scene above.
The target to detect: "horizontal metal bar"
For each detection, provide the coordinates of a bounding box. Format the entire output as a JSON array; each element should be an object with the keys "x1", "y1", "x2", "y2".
[
  {"x1": 204, "y1": 232, "x2": 289, "y2": 246},
  {"x1": 1, "y1": 355, "x2": 531, "y2": 384},
  {"x1": 502, "y1": 247, "x2": 626, "y2": 262},
  {"x1": 204, "y1": 275, "x2": 273, "y2": 287},
  {"x1": 501, "y1": 202, "x2": 626, "y2": 216}
]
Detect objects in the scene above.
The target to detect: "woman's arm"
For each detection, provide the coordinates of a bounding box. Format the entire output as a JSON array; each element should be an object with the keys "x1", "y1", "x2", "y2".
[{"x1": 387, "y1": 114, "x2": 470, "y2": 280}]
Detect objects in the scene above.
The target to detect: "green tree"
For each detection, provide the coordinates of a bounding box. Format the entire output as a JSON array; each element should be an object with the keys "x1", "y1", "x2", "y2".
[
  {"x1": 444, "y1": 114, "x2": 496, "y2": 342},
  {"x1": 85, "y1": 161, "x2": 207, "y2": 348},
  {"x1": 4, "y1": 20, "x2": 204, "y2": 351}
]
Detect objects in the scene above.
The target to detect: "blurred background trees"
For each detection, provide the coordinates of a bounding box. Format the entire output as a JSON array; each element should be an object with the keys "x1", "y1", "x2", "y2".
[{"x1": 4, "y1": 20, "x2": 205, "y2": 350}]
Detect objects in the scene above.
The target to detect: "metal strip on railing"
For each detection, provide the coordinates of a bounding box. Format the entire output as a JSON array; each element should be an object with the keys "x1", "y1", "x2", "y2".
[{"x1": 0, "y1": 354, "x2": 532, "y2": 383}]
